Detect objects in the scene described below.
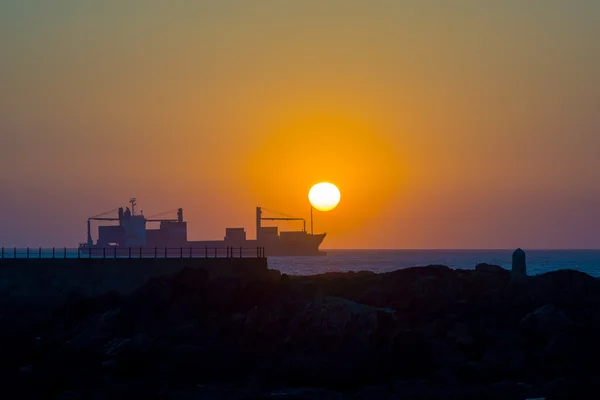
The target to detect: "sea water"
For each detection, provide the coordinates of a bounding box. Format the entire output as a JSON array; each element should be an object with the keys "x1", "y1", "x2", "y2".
[
  {"x1": 268, "y1": 249, "x2": 600, "y2": 277},
  {"x1": 4, "y1": 248, "x2": 600, "y2": 278}
]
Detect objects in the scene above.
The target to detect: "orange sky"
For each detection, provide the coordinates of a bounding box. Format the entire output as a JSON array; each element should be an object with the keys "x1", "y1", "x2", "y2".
[{"x1": 1, "y1": 1, "x2": 600, "y2": 248}]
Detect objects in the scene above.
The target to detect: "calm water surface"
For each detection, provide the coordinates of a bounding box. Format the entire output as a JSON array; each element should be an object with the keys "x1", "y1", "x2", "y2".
[
  {"x1": 4, "y1": 248, "x2": 600, "y2": 278},
  {"x1": 268, "y1": 249, "x2": 600, "y2": 277}
]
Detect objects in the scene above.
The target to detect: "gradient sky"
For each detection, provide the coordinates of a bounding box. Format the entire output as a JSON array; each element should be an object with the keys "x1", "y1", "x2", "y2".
[{"x1": 1, "y1": 0, "x2": 599, "y2": 249}]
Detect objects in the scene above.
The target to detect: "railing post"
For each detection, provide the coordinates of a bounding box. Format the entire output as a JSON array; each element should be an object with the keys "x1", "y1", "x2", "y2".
[
  {"x1": 26, "y1": 247, "x2": 29, "y2": 259},
  {"x1": 226, "y1": 246, "x2": 229, "y2": 258},
  {"x1": 114, "y1": 247, "x2": 117, "y2": 259},
  {"x1": 205, "y1": 246, "x2": 207, "y2": 258},
  {"x1": 240, "y1": 247, "x2": 242, "y2": 258},
  {"x1": 52, "y1": 247, "x2": 55, "y2": 259},
  {"x1": 129, "y1": 247, "x2": 131, "y2": 259},
  {"x1": 140, "y1": 247, "x2": 142, "y2": 258},
  {"x1": 1, "y1": 247, "x2": 3, "y2": 259},
  {"x1": 180, "y1": 247, "x2": 183, "y2": 259},
  {"x1": 154, "y1": 246, "x2": 157, "y2": 258},
  {"x1": 189, "y1": 247, "x2": 192, "y2": 258},
  {"x1": 164, "y1": 247, "x2": 167, "y2": 258},
  {"x1": 14, "y1": 247, "x2": 16, "y2": 258},
  {"x1": 39, "y1": 247, "x2": 41, "y2": 258},
  {"x1": 89, "y1": 246, "x2": 92, "y2": 258},
  {"x1": 103, "y1": 248, "x2": 106, "y2": 259},
  {"x1": 77, "y1": 247, "x2": 80, "y2": 258},
  {"x1": 214, "y1": 247, "x2": 217, "y2": 258},
  {"x1": 64, "y1": 247, "x2": 67, "y2": 258}
]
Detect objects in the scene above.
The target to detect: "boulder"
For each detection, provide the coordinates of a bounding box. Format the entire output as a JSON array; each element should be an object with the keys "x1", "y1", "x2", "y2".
[
  {"x1": 520, "y1": 304, "x2": 573, "y2": 336},
  {"x1": 285, "y1": 296, "x2": 395, "y2": 345},
  {"x1": 475, "y1": 263, "x2": 506, "y2": 274}
]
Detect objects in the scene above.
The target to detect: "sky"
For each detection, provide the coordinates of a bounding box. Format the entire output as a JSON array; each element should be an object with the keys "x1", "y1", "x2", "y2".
[{"x1": 1, "y1": 0, "x2": 599, "y2": 249}]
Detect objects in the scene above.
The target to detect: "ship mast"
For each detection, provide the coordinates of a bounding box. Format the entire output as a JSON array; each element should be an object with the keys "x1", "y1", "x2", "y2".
[{"x1": 130, "y1": 198, "x2": 136, "y2": 216}]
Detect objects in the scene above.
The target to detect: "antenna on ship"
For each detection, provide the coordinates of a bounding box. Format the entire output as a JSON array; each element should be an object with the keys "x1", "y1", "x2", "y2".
[{"x1": 130, "y1": 198, "x2": 137, "y2": 216}]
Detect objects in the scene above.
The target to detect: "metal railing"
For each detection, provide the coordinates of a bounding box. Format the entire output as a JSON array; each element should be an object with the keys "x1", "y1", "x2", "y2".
[{"x1": 0, "y1": 247, "x2": 266, "y2": 259}]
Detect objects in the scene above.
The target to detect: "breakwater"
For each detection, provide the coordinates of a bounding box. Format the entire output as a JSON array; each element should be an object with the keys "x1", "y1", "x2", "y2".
[
  {"x1": 0, "y1": 256, "x2": 270, "y2": 305},
  {"x1": 2, "y1": 263, "x2": 600, "y2": 399}
]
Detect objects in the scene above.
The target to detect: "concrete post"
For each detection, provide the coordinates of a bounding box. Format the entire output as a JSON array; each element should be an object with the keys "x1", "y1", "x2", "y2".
[{"x1": 511, "y1": 248, "x2": 527, "y2": 282}]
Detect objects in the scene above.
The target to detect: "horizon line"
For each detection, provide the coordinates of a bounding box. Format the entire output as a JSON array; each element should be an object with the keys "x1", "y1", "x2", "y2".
[{"x1": 321, "y1": 248, "x2": 600, "y2": 251}]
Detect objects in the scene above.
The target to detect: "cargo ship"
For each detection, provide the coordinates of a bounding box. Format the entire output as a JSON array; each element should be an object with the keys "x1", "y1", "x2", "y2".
[{"x1": 79, "y1": 199, "x2": 326, "y2": 256}]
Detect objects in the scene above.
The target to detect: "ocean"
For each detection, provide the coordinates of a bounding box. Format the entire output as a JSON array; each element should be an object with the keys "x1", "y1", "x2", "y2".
[
  {"x1": 3, "y1": 248, "x2": 600, "y2": 278},
  {"x1": 268, "y1": 249, "x2": 600, "y2": 277}
]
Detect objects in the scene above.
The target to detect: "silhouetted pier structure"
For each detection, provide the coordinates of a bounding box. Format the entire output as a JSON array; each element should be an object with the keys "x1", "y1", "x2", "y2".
[
  {"x1": 0, "y1": 246, "x2": 270, "y2": 305},
  {"x1": 0, "y1": 246, "x2": 265, "y2": 260}
]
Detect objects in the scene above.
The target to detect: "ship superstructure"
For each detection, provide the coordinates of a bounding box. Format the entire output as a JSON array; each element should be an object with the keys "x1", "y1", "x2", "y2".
[{"x1": 81, "y1": 199, "x2": 326, "y2": 256}]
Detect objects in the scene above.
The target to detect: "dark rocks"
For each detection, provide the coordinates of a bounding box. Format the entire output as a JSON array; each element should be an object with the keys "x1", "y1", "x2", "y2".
[
  {"x1": 481, "y1": 346, "x2": 525, "y2": 376},
  {"x1": 286, "y1": 297, "x2": 391, "y2": 344},
  {"x1": 450, "y1": 322, "x2": 474, "y2": 346},
  {"x1": 2, "y1": 265, "x2": 600, "y2": 398},
  {"x1": 520, "y1": 304, "x2": 573, "y2": 336},
  {"x1": 475, "y1": 263, "x2": 505, "y2": 273}
]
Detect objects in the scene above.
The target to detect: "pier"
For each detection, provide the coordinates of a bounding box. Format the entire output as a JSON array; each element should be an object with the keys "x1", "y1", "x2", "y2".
[
  {"x1": 0, "y1": 247, "x2": 270, "y2": 306},
  {"x1": 0, "y1": 246, "x2": 265, "y2": 259}
]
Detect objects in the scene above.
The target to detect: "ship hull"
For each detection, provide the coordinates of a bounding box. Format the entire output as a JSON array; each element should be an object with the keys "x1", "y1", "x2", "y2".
[
  {"x1": 188, "y1": 233, "x2": 327, "y2": 257},
  {"x1": 79, "y1": 233, "x2": 327, "y2": 257}
]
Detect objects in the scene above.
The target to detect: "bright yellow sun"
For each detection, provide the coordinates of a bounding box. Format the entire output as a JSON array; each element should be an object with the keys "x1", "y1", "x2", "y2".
[{"x1": 308, "y1": 182, "x2": 341, "y2": 211}]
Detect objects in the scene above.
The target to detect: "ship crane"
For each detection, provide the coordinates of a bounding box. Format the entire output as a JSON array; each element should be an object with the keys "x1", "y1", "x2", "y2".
[
  {"x1": 260, "y1": 216, "x2": 306, "y2": 233},
  {"x1": 86, "y1": 207, "x2": 120, "y2": 247},
  {"x1": 145, "y1": 209, "x2": 181, "y2": 223},
  {"x1": 256, "y1": 207, "x2": 307, "y2": 240}
]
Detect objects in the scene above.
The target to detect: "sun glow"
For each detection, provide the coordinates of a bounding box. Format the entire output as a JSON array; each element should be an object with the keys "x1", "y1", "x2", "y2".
[{"x1": 308, "y1": 182, "x2": 341, "y2": 212}]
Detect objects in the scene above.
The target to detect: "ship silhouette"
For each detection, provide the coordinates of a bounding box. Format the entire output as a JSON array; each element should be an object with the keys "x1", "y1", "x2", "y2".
[{"x1": 80, "y1": 199, "x2": 326, "y2": 256}]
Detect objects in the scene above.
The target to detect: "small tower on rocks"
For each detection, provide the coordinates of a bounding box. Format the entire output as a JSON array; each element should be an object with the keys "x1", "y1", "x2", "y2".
[{"x1": 511, "y1": 248, "x2": 527, "y2": 282}]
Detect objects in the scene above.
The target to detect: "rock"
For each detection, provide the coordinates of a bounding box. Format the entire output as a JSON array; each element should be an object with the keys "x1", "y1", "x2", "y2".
[
  {"x1": 266, "y1": 387, "x2": 345, "y2": 399},
  {"x1": 101, "y1": 359, "x2": 118, "y2": 369},
  {"x1": 450, "y1": 322, "x2": 474, "y2": 346},
  {"x1": 19, "y1": 365, "x2": 33, "y2": 374},
  {"x1": 169, "y1": 344, "x2": 206, "y2": 366},
  {"x1": 475, "y1": 263, "x2": 505, "y2": 273},
  {"x1": 431, "y1": 318, "x2": 446, "y2": 338},
  {"x1": 7, "y1": 260, "x2": 600, "y2": 397},
  {"x1": 541, "y1": 334, "x2": 580, "y2": 365},
  {"x1": 104, "y1": 337, "x2": 132, "y2": 356},
  {"x1": 482, "y1": 346, "x2": 525, "y2": 375},
  {"x1": 57, "y1": 390, "x2": 83, "y2": 400},
  {"x1": 520, "y1": 304, "x2": 573, "y2": 336},
  {"x1": 534, "y1": 269, "x2": 600, "y2": 312},
  {"x1": 286, "y1": 297, "x2": 393, "y2": 344},
  {"x1": 511, "y1": 248, "x2": 527, "y2": 282},
  {"x1": 390, "y1": 330, "x2": 437, "y2": 378}
]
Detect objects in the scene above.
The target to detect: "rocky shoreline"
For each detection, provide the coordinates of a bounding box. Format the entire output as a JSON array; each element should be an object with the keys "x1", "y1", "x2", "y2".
[{"x1": 2, "y1": 262, "x2": 600, "y2": 399}]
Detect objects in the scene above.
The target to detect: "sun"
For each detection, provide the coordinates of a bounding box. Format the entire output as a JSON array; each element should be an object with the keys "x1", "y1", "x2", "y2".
[{"x1": 308, "y1": 182, "x2": 341, "y2": 211}]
